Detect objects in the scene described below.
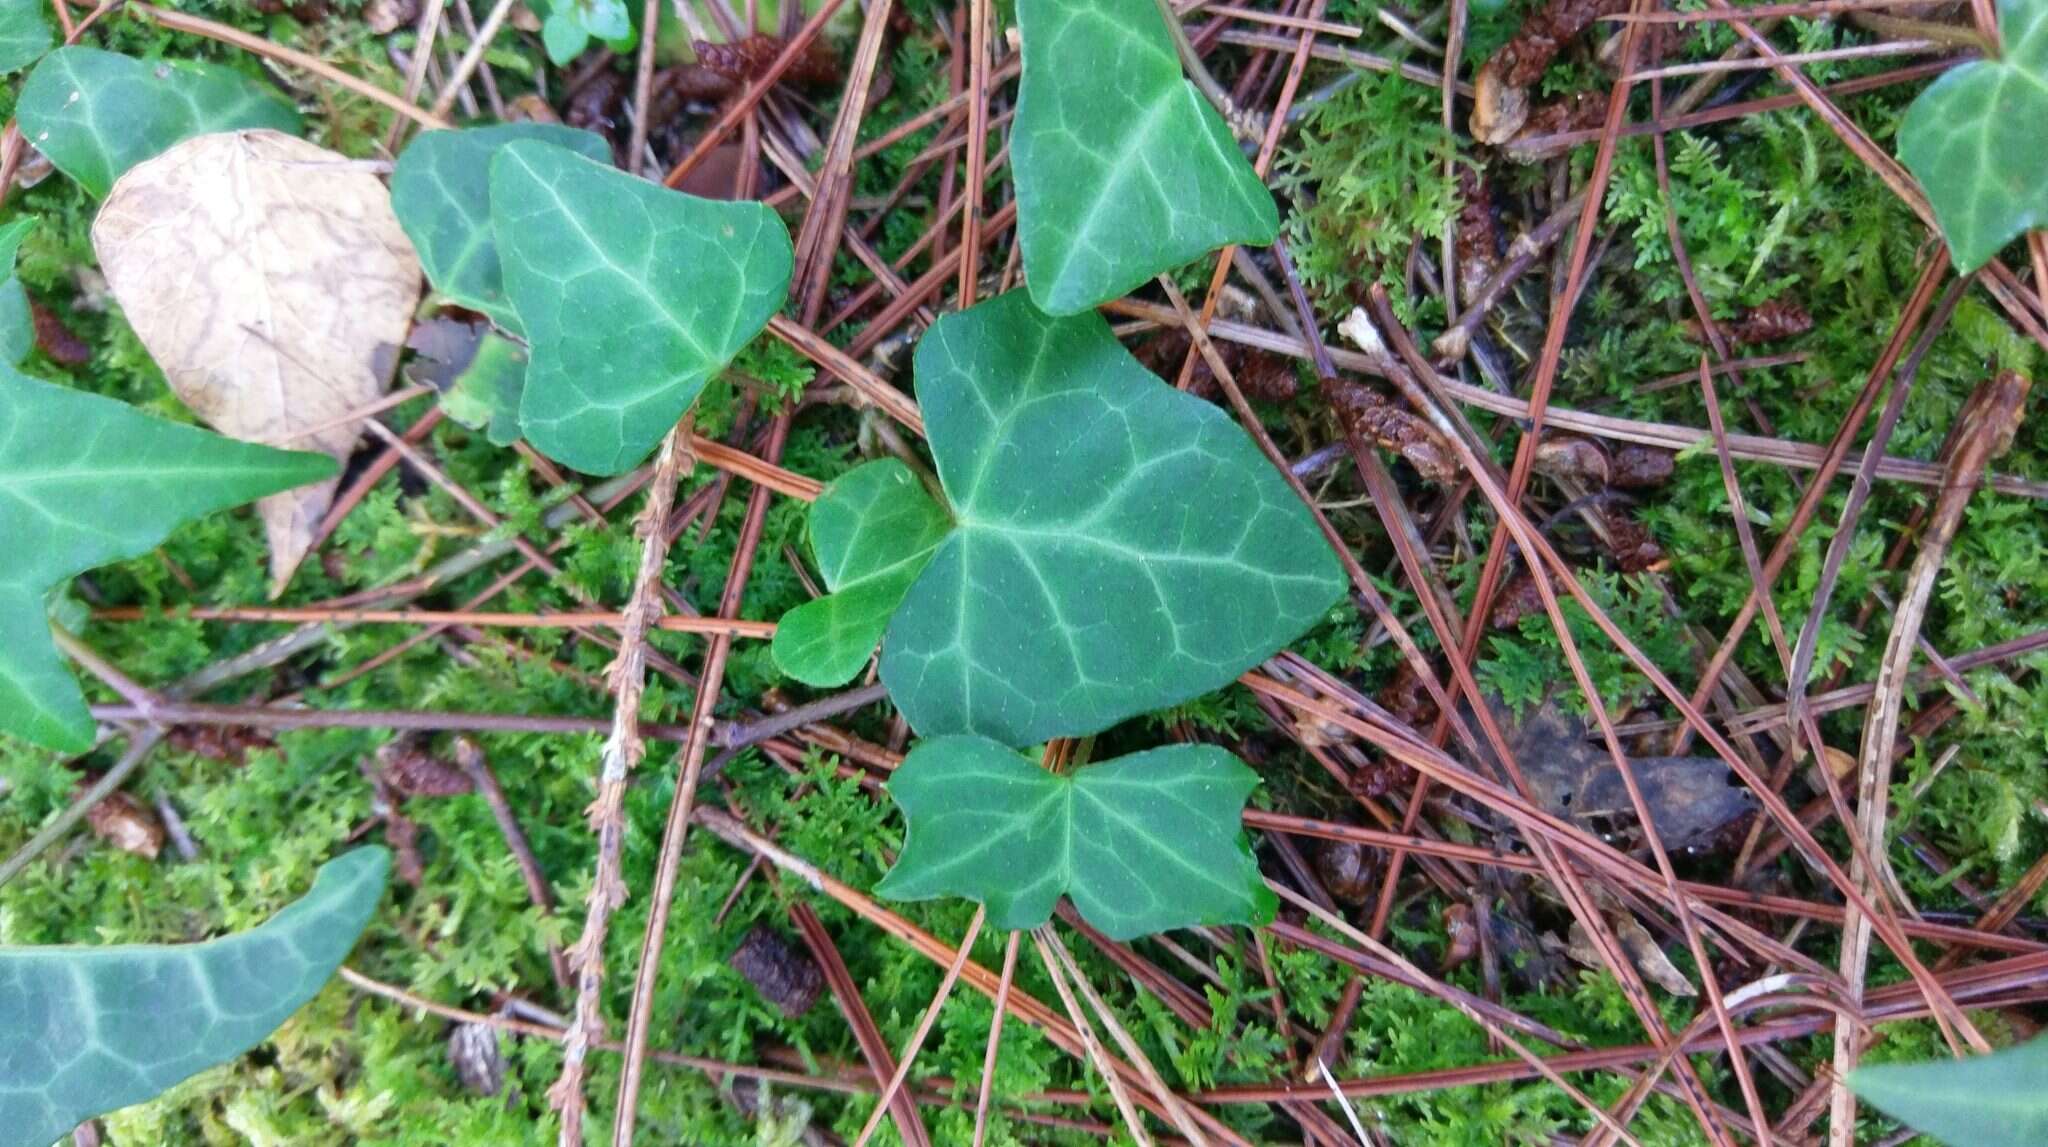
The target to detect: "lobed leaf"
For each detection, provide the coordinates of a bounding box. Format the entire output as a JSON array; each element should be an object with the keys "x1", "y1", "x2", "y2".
[
  {"x1": 773, "y1": 459, "x2": 953, "y2": 687},
  {"x1": 877, "y1": 736, "x2": 1274, "y2": 939},
  {"x1": 1898, "y1": 0, "x2": 2048, "y2": 272},
  {"x1": 1011, "y1": 0, "x2": 1279, "y2": 314},
  {"x1": 1850, "y1": 1034, "x2": 2048, "y2": 1147},
  {"x1": 0, "y1": 364, "x2": 335, "y2": 752},
  {"x1": 390, "y1": 123, "x2": 612, "y2": 332},
  {"x1": 490, "y1": 139, "x2": 794, "y2": 476},
  {"x1": 16, "y1": 47, "x2": 301, "y2": 198},
  {"x1": 0, "y1": 848, "x2": 390, "y2": 1147},
  {"x1": 0, "y1": 0, "x2": 52, "y2": 76},
  {"x1": 870, "y1": 292, "x2": 1343, "y2": 747}
]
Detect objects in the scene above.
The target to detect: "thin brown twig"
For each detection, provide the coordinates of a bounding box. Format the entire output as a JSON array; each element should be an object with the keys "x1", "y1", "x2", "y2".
[
  {"x1": 611, "y1": 417, "x2": 792, "y2": 1144},
  {"x1": 550, "y1": 425, "x2": 694, "y2": 1145}
]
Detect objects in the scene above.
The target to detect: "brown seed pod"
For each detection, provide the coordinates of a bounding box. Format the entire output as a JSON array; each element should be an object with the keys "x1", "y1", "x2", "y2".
[
  {"x1": 729, "y1": 925, "x2": 825, "y2": 1017},
  {"x1": 693, "y1": 36, "x2": 842, "y2": 88},
  {"x1": 1328, "y1": 380, "x2": 1461, "y2": 482},
  {"x1": 1683, "y1": 299, "x2": 1815, "y2": 345},
  {"x1": 1609, "y1": 445, "x2": 1675, "y2": 489},
  {"x1": 1135, "y1": 330, "x2": 1300, "y2": 403},
  {"x1": 1455, "y1": 167, "x2": 1503, "y2": 299},
  {"x1": 1348, "y1": 755, "x2": 1414, "y2": 801},
  {"x1": 1376, "y1": 660, "x2": 1441, "y2": 730},
  {"x1": 1314, "y1": 838, "x2": 1380, "y2": 906},
  {"x1": 1472, "y1": 0, "x2": 1631, "y2": 143},
  {"x1": 166, "y1": 724, "x2": 277, "y2": 764},
  {"x1": 1490, "y1": 570, "x2": 1551, "y2": 630},
  {"x1": 1534, "y1": 435, "x2": 1611, "y2": 485},
  {"x1": 376, "y1": 739, "x2": 474, "y2": 797},
  {"x1": 1441, "y1": 902, "x2": 1480, "y2": 973},
  {"x1": 1599, "y1": 506, "x2": 1666, "y2": 573}
]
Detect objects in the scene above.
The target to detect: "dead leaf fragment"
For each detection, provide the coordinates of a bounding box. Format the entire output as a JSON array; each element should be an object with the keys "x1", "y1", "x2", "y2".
[
  {"x1": 93, "y1": 130, "x2": 423, "y2": 595},
  {"x1": 1468, "y1": 694, "x2": 1758, "y2": 850},
  {"x1": 1566, "y1": 914, "x2": 1697, "y2": 996},
  {"x1": 84, "y1": 790, "x2": 164, "y2": 860}
]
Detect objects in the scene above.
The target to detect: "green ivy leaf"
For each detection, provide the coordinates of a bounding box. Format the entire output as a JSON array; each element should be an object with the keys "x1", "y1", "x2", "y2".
[
  {"x1": 1850, "y1": 1034, "x2": 2048, "y2": 1147},
  {"x1": 490, "y1": 139, "x2": 794, "y2": 476},
  {"x1": 1898, "y1": 0, "x2": 2048, "y2": 271},
  {"x1": 16, "y1": 47, "x2": 302, "y2": 199},
  {"x1": 0, "y1": 0, "x2": 53, "y2": 76},
  {"x1": 0, "y1": 365, "x2": 336, "y2": 752},
  {"x1": 0, "y1": 848, "x2": 389, "y2": 1147},
  {"x1": 0, "y1": 219, "x2": 32, "y2": 366},
  {"x1": 876, "y1": 736, "x2": 1274, "y2": 939},
  {"x1": 853, "y1": 292, "x2": 1341, "y2": 747},
  {"x1": 1012, "y1": 0, "x2": 1279, "y2": 314},
  {"x1": 439, "y1": 332, "x2": 529, "y2": 447},
  {"x1": 541, "y1": 8, "x2": 590, "y2": 65},
  {"x1": 390, "y1": 124, "x2": 612, "y2": 332},
  {"x1": 774, "y1": 459, "x2": 953, "y2": 687}
]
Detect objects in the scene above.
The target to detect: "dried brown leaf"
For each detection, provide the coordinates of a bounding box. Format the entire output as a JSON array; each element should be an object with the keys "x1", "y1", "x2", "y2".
[
  {"x1": 1469, "y1": 695, "x2": 1758, "y2": 850},
  {"x1": 93, "y1": 130, "x2": 423, "y2": 595},
  {"x1": 1566, "y1": 915, "x2": 1696, "y2": 996}
]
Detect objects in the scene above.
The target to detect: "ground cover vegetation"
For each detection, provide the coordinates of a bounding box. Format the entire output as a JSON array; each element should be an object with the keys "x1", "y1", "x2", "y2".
[{"x1": 2, "y1": 0, "x2": 2047, "y2": 1143}]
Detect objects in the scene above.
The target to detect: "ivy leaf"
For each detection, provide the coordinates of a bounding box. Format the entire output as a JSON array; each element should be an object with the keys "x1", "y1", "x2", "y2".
[
  {"x1": 1898, "y1": 0, "x2": 2048, "y2": 272},
  {"x1": 876, "y1": 736, "x2": 1275, "y2": 939},
  {"x1": 0, "y1": 848, "x2": 389, "y2": 1147},
  {"x1": 439, "y1": 332, "x2": 529, "y2": 447},
  {"x1": 0, "y1": 218, "x2": 32, "y2": 366},
  {"x1": 390, "y1": 123, "x2": 611, "y2": 332},
  {"x1": 0, "y1": 0, "x2": 53, "y2": 76},
  {"x1": 0, "y1": 365, "x2": 335, "y2": 752},
  {"x1": 1012, "y1": 0, "x2": 1279, "y2": 315},
  {"x1": 774, "y1": 459, "x2": 953, "y2": 687},
  {"x1": 866, "y1": 292, "x2": 1342, "y2": 747},
  {"x1": 17, "y1": 47, "x2": 301, "y2": 198},
  {"x1": 536, "y1": 0, "x2": 635, "y2": 65},
  {"x1": 490, "y1": 139, "x2": 794, "y2": 475},
  {"x1": 1850, "y1": 1034, "x2": 2048, "y2": 1147}
]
